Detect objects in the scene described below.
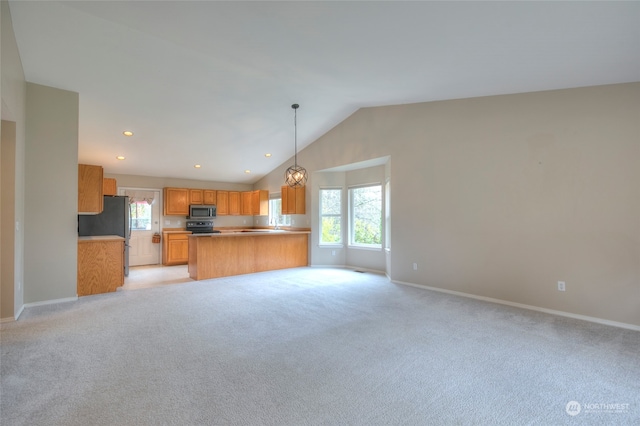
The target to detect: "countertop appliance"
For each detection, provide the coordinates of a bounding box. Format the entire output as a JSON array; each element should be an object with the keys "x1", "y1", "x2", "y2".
[
  {"x1": 78, "y1": 195, "x2": 130, "y2": 276},
  {"x1": 186, "y1": 219, "x2": 220, "y2": 234},
  {"x1": 189, "y1": 204, "x2": 216, "y2": 220}
]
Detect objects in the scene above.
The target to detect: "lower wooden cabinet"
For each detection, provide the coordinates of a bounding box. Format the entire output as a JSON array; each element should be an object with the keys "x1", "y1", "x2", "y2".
[
  {"x1": 162, "y1": 232, "x2": 191, "y2": 265},
  {"x1": 78, "y1": 237, "x2": 124, "y2": 296}
]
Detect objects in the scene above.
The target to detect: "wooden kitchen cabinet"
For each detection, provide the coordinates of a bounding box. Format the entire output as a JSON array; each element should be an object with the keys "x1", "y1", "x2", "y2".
[
  {"x1": 229, "y1": 191, "x2": 240, "y2": 215},
  {"x1": 163, "y1": 187, "x2": 189, "y2": 216},
  {"x1": 281, "y1": 185, "x2": 305, "y2": 215},
  {"x1": 78, "y1": 164, "x2": 104, "y2": 214},
  {"x1": 252, "y1": 190, "x2": 269, "y2": 216},
  {"x1": 241, "y1": 191, "x2": 253, "y2": 215},
  {"x1": 78, "y1": 236, "x2": 124, "y2": 296},
  {"x1": 102, "y1": 178, "x2": 117, "y2": 196},
  {"x1": 189, "y1": 189, "x2": 204, "y2": 205},
  {"x1": 216, "y1": 191, "x2": 229, "y2": 215},
  {"x1": 162, "y1": 232, "x2": 191, "y2": 265},
  {"x1": 203, "y1": 190, "x2": 216, "y2": 205}
]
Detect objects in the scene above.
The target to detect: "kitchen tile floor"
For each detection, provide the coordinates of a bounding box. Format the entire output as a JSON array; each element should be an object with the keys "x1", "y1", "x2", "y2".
[{"x1": 121, "y1": 264, "x2": 192, "y2": 291}]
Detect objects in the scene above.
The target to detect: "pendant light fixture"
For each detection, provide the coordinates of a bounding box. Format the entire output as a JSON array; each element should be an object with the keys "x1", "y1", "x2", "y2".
[{"x1": 284, "y1": 103, "x2": 308, "y2": 188}]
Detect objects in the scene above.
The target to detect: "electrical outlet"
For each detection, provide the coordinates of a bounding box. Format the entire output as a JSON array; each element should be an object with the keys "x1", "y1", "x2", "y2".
[
  {"x1": 558, "y1": 281, "x2": 566, "y2": 292},
  {"x1": 413, "y1": 263, "x2": 418, "y2": 271},
  {"x1": 332, "y1": 250, "x2": 336, "y2": 256}
]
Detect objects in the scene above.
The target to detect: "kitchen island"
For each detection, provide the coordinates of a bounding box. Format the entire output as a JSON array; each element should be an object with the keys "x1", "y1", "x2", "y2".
[{"x1": 188, "y1": 230, "x2": 309, "y2": 280}]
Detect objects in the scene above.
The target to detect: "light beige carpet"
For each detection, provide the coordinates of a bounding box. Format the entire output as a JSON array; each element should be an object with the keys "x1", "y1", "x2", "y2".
[{"x1": 1, "y1": 267, "x2": 638, "y2": 425}]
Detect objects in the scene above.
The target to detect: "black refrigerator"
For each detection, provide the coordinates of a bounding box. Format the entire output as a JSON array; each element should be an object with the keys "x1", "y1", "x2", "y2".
[{"x1": 78, "y1": 195, "x2": 130, "y2": 276}]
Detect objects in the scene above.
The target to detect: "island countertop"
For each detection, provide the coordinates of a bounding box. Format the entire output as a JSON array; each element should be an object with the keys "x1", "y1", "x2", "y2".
[
  {"x1": 188, "y1": 230, "x2": 309, "y2": 280},
  {"x1": 188, "y1": 229, "x2": 310, "y2": 238}
]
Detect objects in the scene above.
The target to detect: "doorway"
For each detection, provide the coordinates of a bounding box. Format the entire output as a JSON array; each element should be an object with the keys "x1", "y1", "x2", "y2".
[{"x1": 119, "y1": 188, "x2": 161, "y2": 266}]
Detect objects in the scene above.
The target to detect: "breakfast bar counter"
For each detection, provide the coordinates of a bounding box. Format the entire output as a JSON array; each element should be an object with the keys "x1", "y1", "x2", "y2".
[{"x1": 187, "y1": 230, "x2": 309, "y2": 280}]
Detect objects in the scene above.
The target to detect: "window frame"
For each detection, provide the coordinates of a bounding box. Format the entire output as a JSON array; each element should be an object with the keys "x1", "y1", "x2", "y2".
[
  {"x1": 319, "y1": 187, "x2": 343, "y2": 246},
  {"x1": 268, "y1": 194, "x2": 291, "y2": 228},
  {"x1": 348, "y1": 183, "x2": 383, "y2": 249}
]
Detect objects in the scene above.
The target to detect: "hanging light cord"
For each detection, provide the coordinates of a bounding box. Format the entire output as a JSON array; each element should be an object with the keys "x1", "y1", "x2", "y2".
[{"x1": 293, "y1": 103, "x2": 299, "y2": 167}]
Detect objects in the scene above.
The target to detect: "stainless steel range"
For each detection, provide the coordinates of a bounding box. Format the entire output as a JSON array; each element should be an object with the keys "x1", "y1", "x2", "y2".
[{"x1": 186, "y1": 220, "x2": 220, "y2": 234}]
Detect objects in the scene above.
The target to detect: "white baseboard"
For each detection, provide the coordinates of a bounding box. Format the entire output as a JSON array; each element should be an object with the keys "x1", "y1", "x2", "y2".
[
  {"x1": 311, "y1": 264, "x2": 386, "y2": 275},
  {"x1": 23, "y1": 296, "x2": 78, "y2": 309},
  {"x1": 0, "y1": 304, "x2": 25, "y2": 323},
  {"x1": 392, "y1": 279, "x2": 640, "y2": 332}
]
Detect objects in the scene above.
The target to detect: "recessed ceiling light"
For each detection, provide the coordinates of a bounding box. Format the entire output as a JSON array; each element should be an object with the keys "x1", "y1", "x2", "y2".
[
  {"x1": 123, "y1": 131, "x2": 133, "y2": 137},
  {"x1": 116, "y1": 156, "x2": 125, "y2": 160},
  {"x1": 194, "y1": 164, "x2": 201, "y2": 168},
  {"x1": 245, "y1": 170, "x2": 251, "y2": 174},
  {"x1": 264, "y1": 153, "x2": 272, "y2": 158}
]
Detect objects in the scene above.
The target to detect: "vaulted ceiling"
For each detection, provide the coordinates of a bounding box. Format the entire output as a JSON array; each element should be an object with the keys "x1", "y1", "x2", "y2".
[{"x1": 8, "y1": 1, "x2": 640, "y2": 183}]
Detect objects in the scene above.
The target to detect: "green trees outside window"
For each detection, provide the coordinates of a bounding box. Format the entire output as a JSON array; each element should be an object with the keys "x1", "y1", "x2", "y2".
[
  {"x1": 350, "y1": 185, "x2": 382, "y2": 247},
  {"x1": 320, "y1": 189, "x2": 342, "y2": 244}
]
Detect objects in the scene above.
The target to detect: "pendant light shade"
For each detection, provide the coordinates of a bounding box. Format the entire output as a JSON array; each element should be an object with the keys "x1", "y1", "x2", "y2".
[{"x1": 285, "y1": 104, "x2": 307, "y2": 188}]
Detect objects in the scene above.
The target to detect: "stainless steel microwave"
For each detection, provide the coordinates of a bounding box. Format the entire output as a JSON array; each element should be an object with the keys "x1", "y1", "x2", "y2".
[{"x1": 188, "y1": 205, "x2": 216, "y2": 219}]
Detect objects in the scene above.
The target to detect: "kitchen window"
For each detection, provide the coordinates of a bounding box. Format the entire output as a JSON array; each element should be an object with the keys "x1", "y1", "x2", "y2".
[
  {"x1": 320, "y1": 188, "x2": 342, "y2": 245},
  {"x1": 349, "y1": 184, "x2": 382, "y2": 248},
  {"x1": 269, "y1": 197, "x2": 291, "y2": 228},
  {"x1": 130, "y1": 201, "x2": 152, "y2": 230}
]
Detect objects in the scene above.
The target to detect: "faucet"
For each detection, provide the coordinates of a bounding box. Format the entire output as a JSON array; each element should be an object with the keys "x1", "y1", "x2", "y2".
[{"x1": 272, "y1": 217, "x2": 279, "y2": 230}]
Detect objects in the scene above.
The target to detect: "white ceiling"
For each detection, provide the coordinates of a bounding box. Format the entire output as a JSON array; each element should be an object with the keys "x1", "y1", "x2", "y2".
[{"x1": 8, "y1": 1, "x2": 640, "y2": 184}]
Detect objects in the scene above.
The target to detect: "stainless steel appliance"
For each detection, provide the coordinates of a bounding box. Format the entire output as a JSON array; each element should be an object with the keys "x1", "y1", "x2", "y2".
[
  {"x1": 78, "y1": 195, "x2": 131, "y2": 276},
  {"x1": 189, "y1": 205, "x2": 216, "y2": 219},
  {"x1": 186, "y1": 219, "x2": 220, "y2": 234}
]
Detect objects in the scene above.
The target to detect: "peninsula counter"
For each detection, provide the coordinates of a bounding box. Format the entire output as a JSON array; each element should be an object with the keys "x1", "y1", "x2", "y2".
[{"x1": 188, "y1": 230, "x2": 309, "y2": 280}]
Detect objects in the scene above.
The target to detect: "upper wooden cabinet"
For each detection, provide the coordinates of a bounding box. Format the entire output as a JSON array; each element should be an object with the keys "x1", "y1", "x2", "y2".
[
  {"x1": 102, "y1": 178, "x2": 117, "y2": 196},
  {"x1": 241, "y1": 191, "x2": 253, "y2": 216},
  {"x1": 216, "y1": 191, "x2": 229, "y2": 215},
  {"x1": 163, "y1": 187, "x2": 189, "y2": 216},
  {"x1": 252, "y1": 190, "x2": 269, "y2": 216},
  {"x1": 189, "y1": 189, "x2": 204, "y2": 205},
  {"x1": 229, "y1": 191, "x2": 240, "y2": 215},
  {"x1": 203, "y1": 190, "x2": 216, "y2": 205},
  {"x1": 78, "y1": 164, "x2": 104, "y2": 214},
  {"x1": 281, "y1": 185, "x2": 305, "y2": 215},
  {"x1": 162, "y1": 187, "x2": 268, "y2": 217}
]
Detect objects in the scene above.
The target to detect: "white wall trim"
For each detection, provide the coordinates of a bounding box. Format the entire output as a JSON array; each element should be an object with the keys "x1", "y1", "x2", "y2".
[
  {"x1": 311, "y1": 264, "x2": 387, "y2": 276},
  {"x1": 15, "y1": 303, "x2": 24, "y2": 320},
  {"x1": 392, "y1": 279, "x2": 640, "y2": 332},
  {"x1": 23, "y1": 296, "x2": 78, "y2": 309},
  {"x1": 0, "y1": 304, "x2": 25, "y2": 323}
]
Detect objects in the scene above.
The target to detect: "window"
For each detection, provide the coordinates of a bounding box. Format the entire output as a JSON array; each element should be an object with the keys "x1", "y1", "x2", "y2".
[
  {"x1": 268, "y1": 197, "x2": 291, "y2": 227},
  {"x1": 320, "y1": 188, "x2": 342, "y2": 245},
  {"x1": 349, "y1": 185, "x2": 382, "y2": 247},
  {"x1": 130, "y1": 201, "x2": 152, "y2": 230}
]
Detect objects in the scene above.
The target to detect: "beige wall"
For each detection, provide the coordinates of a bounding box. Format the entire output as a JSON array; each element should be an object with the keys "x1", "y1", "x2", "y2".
[
  {"x1": 256, "y1": 83, "x2": 640, "y2": 327},
  {"x1": 1, "y1": 120, "x2": 16, "y2": 318},
  {"x1": 1, "y1": 0, "x2": 27, "y2": 320},
  {"x1": 24, "y1": 83, "x2": 78, "y2": 303}
]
